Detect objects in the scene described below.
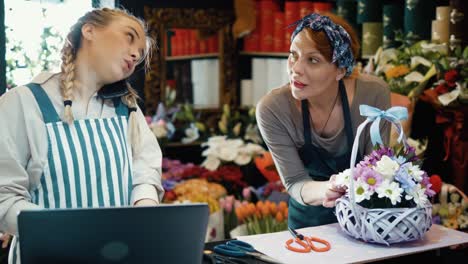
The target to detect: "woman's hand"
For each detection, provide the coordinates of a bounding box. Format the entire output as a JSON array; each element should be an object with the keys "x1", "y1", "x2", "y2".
[
  {"x1": 322, "y1": 175, "x2": 347, "y2": 208},
  {"x1": 0, "y1": 233, "x2": 12, "y2": 248},
  {"x1": 134, "y1": 198, "x2": 159, "y2": 206}
]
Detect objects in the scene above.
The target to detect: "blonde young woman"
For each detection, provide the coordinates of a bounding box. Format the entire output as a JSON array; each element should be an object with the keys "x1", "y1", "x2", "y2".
[{"x1": 0, "y1": 8, "x2": 164, "y2": 263}]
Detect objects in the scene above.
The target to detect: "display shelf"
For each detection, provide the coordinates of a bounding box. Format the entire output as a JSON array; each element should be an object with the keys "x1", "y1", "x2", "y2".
[
  {"x1": 166, "y1": 53, "x2": 219, "y2": 61},
  {"x1": 240, "y1": 51, "x2": 289, "y2": 58}
]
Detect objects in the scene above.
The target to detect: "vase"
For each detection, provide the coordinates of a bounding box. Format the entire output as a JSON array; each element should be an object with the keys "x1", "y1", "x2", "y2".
[{"x1": 205, "y1": 210, "x2": 224, "y2": 242}]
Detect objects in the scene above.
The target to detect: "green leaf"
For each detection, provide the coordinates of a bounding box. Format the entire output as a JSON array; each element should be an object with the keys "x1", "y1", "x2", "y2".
[
  {"x1": 463, "y1": 46, "x2": 468, "y2": 59},
  {"x1": 440, "y1": 57, "x2": 449, "y2": 71},
  {"x1": 455, "y1": 46, "x2": 462, "y2": 58}
]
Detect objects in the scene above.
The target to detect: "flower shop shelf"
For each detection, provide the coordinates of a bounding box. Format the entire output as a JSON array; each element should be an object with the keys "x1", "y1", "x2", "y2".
[
  {"x1": 239, "y1": 51, "x2": 289, "y2": 58},
  {"x1": 166, "y1": 53, "x2": 219, "y2": 61}
]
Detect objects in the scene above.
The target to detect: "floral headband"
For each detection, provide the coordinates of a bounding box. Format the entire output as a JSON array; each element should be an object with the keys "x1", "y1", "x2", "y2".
[{"x1": 291, "y1": 13, "x2": 355, "y2": 76}]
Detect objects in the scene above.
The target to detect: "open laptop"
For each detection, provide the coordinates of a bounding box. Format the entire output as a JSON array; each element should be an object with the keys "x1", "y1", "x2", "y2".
[{"x1": 18, "y1": 203, "x2": 209, "y2": 264}]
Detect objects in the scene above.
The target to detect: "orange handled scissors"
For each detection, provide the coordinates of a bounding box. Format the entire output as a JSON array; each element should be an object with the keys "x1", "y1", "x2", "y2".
[{"x1": 285, "y1": 227, "x2": 331, "y2": 253}]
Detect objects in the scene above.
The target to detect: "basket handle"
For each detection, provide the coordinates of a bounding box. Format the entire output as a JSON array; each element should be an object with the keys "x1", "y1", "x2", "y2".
[
  {"x1": 440, "y1": 183, "x2": 468, "y2": 206},
  {"x1": 348, "y1": 105, "x2": 409, "y2": 206}
]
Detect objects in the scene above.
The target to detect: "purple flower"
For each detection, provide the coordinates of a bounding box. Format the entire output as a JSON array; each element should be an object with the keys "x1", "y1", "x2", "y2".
[
  {"x1": 405, "y1": 146, "x2": 420, "y2": 162},
  {"x1": 162, "y1": 158, "x2": 182, "y2": 170},
  {"x1": 421, "y1": 173, "x2": 436, "y2": 197},
  {"x1": 355, "y1": 166, "x2": 383, "y2": 190},
  {"x1": 359, "y1": 146, "x2": 395, "y2": 167},
  {"x1": 162, "y1": 179, "x2": 177, "y2": 191},
  {"x1": 405, "y1": 146, "x2": 416, "y2": 156},
  {"x1": 376, "y1": 146, "x2": 394, "y2": 158}
]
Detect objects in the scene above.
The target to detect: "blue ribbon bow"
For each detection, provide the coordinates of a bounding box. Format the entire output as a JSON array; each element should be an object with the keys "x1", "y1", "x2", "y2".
[{"x1": 359, "y1": 105, "x2": 408, "y2": 146}]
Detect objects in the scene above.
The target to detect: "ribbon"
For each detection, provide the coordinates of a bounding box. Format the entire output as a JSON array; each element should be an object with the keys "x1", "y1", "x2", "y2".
[{"x1": 359, "y1": 105, "x2": 408, "y2": 146}]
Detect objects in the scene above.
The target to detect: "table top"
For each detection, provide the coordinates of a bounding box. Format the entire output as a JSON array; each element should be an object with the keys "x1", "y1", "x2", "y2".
[{"x1": 232, "y1": 224, "x2": 468, "y2": 264}]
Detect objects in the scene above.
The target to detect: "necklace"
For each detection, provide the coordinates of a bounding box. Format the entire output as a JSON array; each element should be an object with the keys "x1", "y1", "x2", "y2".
[{"x1": 314, "y1": 90, "x2": 340, "y2": 136}]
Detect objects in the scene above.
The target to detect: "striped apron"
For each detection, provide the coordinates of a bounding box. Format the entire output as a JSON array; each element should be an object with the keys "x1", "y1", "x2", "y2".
[{"x1": 9, "y1": 83, "x2": 133, "y2": 264}]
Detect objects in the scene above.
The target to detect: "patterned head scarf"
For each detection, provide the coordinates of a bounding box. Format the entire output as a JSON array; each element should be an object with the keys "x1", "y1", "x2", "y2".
[{"x1": 291, "y1": 13, "x2": 355, "y2": 76}]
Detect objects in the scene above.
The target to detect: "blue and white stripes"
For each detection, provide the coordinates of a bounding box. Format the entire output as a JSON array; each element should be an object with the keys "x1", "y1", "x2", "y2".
[{"x1": 32, "y1": 117, "x2": 133, "y2": 208}]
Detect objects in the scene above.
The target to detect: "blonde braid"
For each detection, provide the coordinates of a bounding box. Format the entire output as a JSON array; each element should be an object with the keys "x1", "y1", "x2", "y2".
[{"x1": 60, "y1": 43, "x2": 76, "y2": 124}]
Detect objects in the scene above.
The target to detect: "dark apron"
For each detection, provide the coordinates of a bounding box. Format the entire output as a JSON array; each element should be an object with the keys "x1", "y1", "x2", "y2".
[{"x1": 288, "y1": 80, "x2": 355, "y2": 229}]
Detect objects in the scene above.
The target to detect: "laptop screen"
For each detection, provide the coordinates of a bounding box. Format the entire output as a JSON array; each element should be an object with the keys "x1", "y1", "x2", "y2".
[{"x1": 18, "y1": 204, "x2": 209, "y2": 264}]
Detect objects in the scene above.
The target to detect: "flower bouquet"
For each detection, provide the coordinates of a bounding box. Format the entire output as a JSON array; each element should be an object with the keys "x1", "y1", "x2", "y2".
[
  {"x1": 149, "y1": 102, "x2": 207, "y2": 144},
  {"x1": 420, "y1": 45, "x2": 468, "y2": 108},
  {"x1": 335, "y1": 105, "x2": 435, "y2": 245},
  {"x1": 367, "y1": 40, "x2": 442, "y2": 98},
  {"x1": 235, "y1": 200, "x2": 288, "y2": 235},
  {"x1": 169, "y1": 178, "x2": 227, "y2": 241}
]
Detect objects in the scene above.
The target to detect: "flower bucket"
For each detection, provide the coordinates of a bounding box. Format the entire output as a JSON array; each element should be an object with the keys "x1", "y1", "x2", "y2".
[
  {"x1": 229, "y1": 224, "x2": 249, "y2": 238},
  {"x1": 205, "y1": 210, "x2": 224, "y2": 242},
  {"x1": 335, "y1": 105, "x2": 433, "y2": 245}
]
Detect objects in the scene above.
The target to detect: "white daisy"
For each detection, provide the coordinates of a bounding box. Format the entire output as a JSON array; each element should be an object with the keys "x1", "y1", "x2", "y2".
[
  {"x1": 407, "y1": 163, "x2": 425, "y2": 182},
  {"x1": 354, "y1": 179, "x2": 372, "y2": 203},
  {"x1": 335, "y1": 169, "x2": 352, "y2": 188},
  {"x1": 405, "y1": 184, "x2": 429, "y2": 207},
  {"x1": 376, "y1": 180, "x2": 403, "y2": 206}
]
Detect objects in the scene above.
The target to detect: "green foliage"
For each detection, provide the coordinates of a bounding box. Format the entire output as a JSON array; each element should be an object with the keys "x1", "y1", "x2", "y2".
[
  {"x1": 5, "y1": 17, "x2": 63, "y2": 88},
  {"x1": 373, "y1": 39, "x2": 443, "y2": 97}
]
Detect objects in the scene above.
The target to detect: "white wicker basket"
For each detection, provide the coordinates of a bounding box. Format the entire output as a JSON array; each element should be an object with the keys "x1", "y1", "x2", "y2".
[{"x1": 335, "y1": 106, "x2": 432, "y2": 245}]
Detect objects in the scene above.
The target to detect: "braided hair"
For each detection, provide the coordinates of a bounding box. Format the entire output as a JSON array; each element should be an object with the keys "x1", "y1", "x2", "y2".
[{"x1": 60, "y1": 7, "x2": 154, "y2": 153}]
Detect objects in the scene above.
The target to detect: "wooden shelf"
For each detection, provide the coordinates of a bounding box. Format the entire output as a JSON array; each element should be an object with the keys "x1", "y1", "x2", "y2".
[
  {"x1": 240, "y1": 51, "x2": 289, "y2": 58},
  {"x1": 164, "y1": 141, "x2": 203, "y2": 148},
  {"x1": 166, "y1": 53, "x2": 219, "y2": 61}
]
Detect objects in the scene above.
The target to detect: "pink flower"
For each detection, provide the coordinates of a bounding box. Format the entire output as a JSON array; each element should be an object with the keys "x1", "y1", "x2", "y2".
[
  {"x1": 224, "y1": 195, "x2": 235, "y2": 213},
  {"x1": 145, "y1": 116, "x2": 152, "y2": 125},
  {"x1": 242, "y1": 187, "x2": 252, "y2": 200},
  {"x1": 356, "y1": 166, "x2": 383, "y2": 190}
]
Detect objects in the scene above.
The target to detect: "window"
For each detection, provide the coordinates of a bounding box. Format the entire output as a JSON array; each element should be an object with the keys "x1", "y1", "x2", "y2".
[{"x1": 5, "y1": 0, "x2": 93, "y2": 88}]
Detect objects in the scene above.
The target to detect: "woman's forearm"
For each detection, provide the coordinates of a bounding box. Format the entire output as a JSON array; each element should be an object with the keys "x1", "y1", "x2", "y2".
[{"x1": 300, "y1": 180, "x2": 328, "y2": 206}]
